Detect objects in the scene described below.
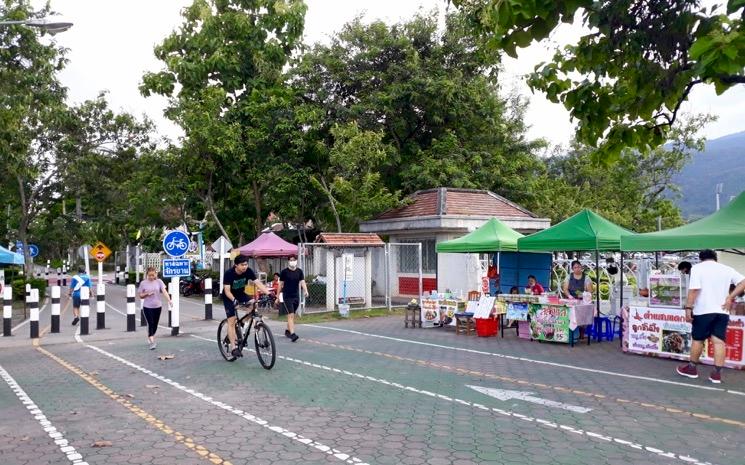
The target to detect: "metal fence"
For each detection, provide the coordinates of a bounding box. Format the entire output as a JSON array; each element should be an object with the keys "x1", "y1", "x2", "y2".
[{"x1": 298, "y1": 242, "x2": 423, "y2": 314}]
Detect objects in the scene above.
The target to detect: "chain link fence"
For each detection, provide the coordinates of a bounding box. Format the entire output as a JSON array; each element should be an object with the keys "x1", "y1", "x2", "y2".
[{"x1": 298, "y1": 242, "x2": 423, "y2": 314}]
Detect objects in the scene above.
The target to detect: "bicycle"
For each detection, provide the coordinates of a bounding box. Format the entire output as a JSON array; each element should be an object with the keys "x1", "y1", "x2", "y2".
[{"x1": 217, "y1": 296, "x2": 276, "y2": 369}]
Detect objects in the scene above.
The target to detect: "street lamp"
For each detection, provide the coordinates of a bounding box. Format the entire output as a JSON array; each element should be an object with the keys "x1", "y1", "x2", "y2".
[
  {"x1": 715, "y1": 183, "x2": 724, "y2": 211},
  {"x1": 0, "y1": 20, "x2": 73, "y2": 34}
]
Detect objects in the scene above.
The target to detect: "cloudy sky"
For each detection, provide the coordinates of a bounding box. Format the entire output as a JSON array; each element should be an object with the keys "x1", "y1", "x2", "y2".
[{"x1": 41, "y1": 0, "x2": 745, "y2": 150}]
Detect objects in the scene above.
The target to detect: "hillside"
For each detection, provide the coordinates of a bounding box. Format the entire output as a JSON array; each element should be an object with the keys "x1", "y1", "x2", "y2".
[{"x1": 672, "y1": 131, "x2": 745, "y2": 219}]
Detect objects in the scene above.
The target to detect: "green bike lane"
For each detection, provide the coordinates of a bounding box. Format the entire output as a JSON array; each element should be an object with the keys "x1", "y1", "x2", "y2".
[{"x1": 43, "y1": 321, "x2": 740, "y2": 465}]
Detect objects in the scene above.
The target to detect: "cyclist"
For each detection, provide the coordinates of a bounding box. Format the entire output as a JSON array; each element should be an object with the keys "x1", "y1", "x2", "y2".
[{"x1": 222, "y1": 254, "x2": 269, "y2": 357}]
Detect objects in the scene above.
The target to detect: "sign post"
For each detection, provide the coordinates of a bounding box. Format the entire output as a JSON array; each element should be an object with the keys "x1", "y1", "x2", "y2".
[
  {"x1": 163, "y1": 231, "x2": 190, "y2": 336},
  {"x1": 210, "y1": 236, "x2": 233, "y2": 296},
  {"x1": 89, "y1": 241, "x2": 112, "y2": 286}
]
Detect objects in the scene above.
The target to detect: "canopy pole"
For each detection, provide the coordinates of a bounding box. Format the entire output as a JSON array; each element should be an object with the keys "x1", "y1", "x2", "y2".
[
  {"x1": 619, "y1": 252, "x2": 624, "y2": 348},
  {"x1": 595, "y1": 249, "x2": 600, "y2": 318}
]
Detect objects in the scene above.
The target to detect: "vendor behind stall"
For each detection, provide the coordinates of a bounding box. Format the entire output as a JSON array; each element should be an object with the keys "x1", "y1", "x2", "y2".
[
  {"x1": 526, "y1": 275, "x2": 544, "y2": 295},
  {"x1": 562, "y1": 260, "x2": 593, "y2": 298}
]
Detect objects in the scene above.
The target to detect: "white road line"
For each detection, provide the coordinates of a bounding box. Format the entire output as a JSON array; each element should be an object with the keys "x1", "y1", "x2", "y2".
[
  {"x1": 188, "y1": 334, "x2": 716, "y2": 465},
  {"x1": 11, "y1": 299, "x2": 50, "y2": 332},
  {"x1": 0, "y1": 364, "x2": 88, "y2": 465},
  {"x1": 77, "y1": 335, "x2": 368, "y2": 465},
  {"x1": 305, "y1": 324, "x2": 745, "y2": 396}
]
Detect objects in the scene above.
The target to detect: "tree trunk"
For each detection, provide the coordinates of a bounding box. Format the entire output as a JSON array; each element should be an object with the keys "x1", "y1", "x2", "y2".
[
  {"x1": 252, "y1": 179, "x2": 262, "y2": 237},
  {"x1": 16, "y1": 175, "x2": 32, "y2": 276},
  {"x1": 319, "y1": 177, "x2": 342, "y2": 233}
]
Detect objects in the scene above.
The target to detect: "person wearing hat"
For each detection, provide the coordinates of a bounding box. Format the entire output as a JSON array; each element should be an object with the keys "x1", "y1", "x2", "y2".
[
  {"x1": 222, "y1": 254, "x2": 269, "y2": 357},
  {"x1": 278, "y1": 255, "x2": 308, "y2": 342},
  {"x1": 68, "y1": 266, "x2": 92, "y2": 326}
]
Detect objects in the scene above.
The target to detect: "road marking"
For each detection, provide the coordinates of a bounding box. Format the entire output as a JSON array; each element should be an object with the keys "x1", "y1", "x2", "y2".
[
  {"x1": 0, "y1": 363, "x2": 89, "y2": 465},
  {"x1": 39, "y1": 299, "x2": 71, "y2": 338},
  {"x1": 189, "y1": 335, "x2": 716, "y2": 465},
  {"x1": 467, "y1": 385, "x2": 592, "y2": 413},
  {"x1": 11, "y1": 298, "x2": 50, "y2": 332},
  {"x1": 306, "y1": 324, "x2": 745, "y2": 396},
  {"x1": 35, "y1": 346, "x2": 233, "y2": 465},
  {"x1": 78, "y1": 335, "x2": 369, "y2": 465},
  {"x1": 305, "y1": 338, "x2": 745, "y2": 428}
]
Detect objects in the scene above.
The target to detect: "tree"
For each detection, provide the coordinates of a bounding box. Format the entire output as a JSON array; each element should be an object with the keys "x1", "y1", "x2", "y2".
[
  {"x1": 141, "y1": 0, "x2": 307, "y2": 241},
  {"x1": 530, "y1": 115, "x2": 714, "y2": 231},
  {"x1": 453, "y1": 0, "x2": 745, "y2": 160},
  {"x1": 1, "y1": 0, "x2": 67, "y2": 273},
  {"x1": 292, "y1": 11, "x2": 544, "y2": 207}
]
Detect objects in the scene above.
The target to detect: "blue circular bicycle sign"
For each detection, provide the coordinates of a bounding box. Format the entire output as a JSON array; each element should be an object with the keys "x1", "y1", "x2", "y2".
[{"x1": 162, "y1": 230, "x2": 191, "y2": 257}]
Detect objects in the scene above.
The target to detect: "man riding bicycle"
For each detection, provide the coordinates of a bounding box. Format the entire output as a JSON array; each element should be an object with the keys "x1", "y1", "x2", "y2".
[{"x1": 222, "y1": 254, "x2": 270, "y2": 357}]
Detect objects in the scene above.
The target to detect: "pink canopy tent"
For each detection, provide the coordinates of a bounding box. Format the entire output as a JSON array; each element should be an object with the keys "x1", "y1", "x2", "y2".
[{"x1": 235, "y1": 231, "x2": 298, "y2": 257}]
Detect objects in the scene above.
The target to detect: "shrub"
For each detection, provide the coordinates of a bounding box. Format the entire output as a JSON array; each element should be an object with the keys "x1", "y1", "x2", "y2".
[{"x1": 10, "y1": 278, "x2": 47, "y2": 301}]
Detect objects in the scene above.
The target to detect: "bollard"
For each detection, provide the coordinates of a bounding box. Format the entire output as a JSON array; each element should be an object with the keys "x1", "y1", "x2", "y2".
[
  {"x1": 171, "y1": 279, "x2": 179, "y2": 336},
  {"x1": 25, "y1": 283, "x2": 30, "y2": 320},
  {"x1": 115, "y1": 265, "x2": 120, "y2": 285},
  {"x1": 96, "y1": 283, "x2": 106, "y2": 330},
  {"x1": 126, "y1": 284, "x2": 136, "y2": 332},
  {"x1": 51, "y1": 286, "x2": 60, "y2": 333},
  {"x1": 56, "y1": 268, "x2": 61, "y2": 287},
  {"x1": 167, "y1": 281, "x2": 174, "y2": 328},
  {"x1": 62, "y1": 264, "x2": 67, "y2": 287},
  {"x1": 29, "y1": 289, "x2": 39, "y2": 339},
  {"x1": 3, "y1": 286, "x2": 11, "y2": 336},
  {"x1": 45, "y1": 265, "x2": 49, "y2": 287},
  {"x1": 80, "y1": 287, "x2": 90, "y2": 335},
  {"x1": 204, "y1": 278, "x2": 213, "y2": 320}
]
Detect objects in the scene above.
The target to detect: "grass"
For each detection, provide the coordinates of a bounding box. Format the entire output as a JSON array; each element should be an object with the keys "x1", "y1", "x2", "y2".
[{"x1": 271, "y1": 306, "x2": 406, "y2": 324}]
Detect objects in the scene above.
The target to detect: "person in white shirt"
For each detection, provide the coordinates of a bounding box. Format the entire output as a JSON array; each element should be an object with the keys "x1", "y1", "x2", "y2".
[{"x1": 676, "y1": 250, "x2": 745, "y2": 384}]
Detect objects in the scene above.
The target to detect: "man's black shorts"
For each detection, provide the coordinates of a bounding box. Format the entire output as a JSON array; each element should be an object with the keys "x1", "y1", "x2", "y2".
[
  {"x1": 72, "y1": 295, "x2": 81, "y2": 308},
  {"x1": 222, "y1": 298, "x2": 250, "y2": 318},
  {"x1": 691, "y1": 313, "x2": 729, "y2": 341},
  {"x1": 281, "y1": 297, "x2": 300, "y2": 315}
]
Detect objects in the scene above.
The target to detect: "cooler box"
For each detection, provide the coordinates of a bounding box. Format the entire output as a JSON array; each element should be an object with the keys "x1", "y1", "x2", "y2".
[{"x1": 475, "y1": 317, "x2": 498, "y2": 337}]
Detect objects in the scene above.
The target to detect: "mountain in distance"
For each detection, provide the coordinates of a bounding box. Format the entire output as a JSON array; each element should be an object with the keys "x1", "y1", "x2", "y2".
[{"x1": 672, "y1": 130, "x2": 745, "y2": 219}]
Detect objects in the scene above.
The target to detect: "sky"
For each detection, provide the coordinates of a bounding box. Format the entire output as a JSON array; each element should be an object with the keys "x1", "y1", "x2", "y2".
[{"x1": 40, "y1": 0, "x2": 745, "y2": 151}]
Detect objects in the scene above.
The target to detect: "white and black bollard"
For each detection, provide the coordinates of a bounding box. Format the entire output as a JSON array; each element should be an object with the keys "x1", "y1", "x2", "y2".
[
  {"x1": 51, "y1": 286, "x2": 60, "y2": 333},
  {"x1": 171, "y1": 278, "x2": 180, "y2": 336},
  {"x1": 204, "y1": 278, "x2": 213, "y2": 320},
  {"x1": 3, "y1": 286, "x2": 11, "y2": 336},
  {"x1": 45, "y1": 261, "x2": 50, "y2": 286},
  {"x1": 126, "y1": 284, "x2": 136, "y2": 332},
  {"x1": 62, "y1": 264, "x2": 67, "y2": 286},
  {"x1": 80, "y1": 287, "x2": 90, "y2": 336},
  {"x1": 115, "y1": 266, "x2": 120, "y2": 285},
  {"x1": 29, "y1": 289, "x2": 39, "y2": 339},
  {"x1": 56, "y1": 268, "x2": 61, "y2": 287},
  {"x1": 96, "y1": 283, "x2": 106, "y2": 330}
]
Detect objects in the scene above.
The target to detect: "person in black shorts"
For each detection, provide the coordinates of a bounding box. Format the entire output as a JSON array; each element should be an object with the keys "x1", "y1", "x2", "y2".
[
  {"x1": 676, "y1": 249, "x2": 745, "y2": 384},
  {"x1": 222, "y1": 255, "x2": 269, "y2": 357},
  {"x1": 278, "y1": 255, "x2": 308, "y2": 342}
]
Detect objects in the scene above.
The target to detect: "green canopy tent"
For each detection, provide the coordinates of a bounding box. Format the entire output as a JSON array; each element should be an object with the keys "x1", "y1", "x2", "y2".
[
  {"x1": 436, "y1": 218, "x2": 524, "y2": 293},
  {"x1": 436, "y1": 218, "x2": 523, "y2": 253},
  {"x1": 0, "y1": 245, "x2": 24, "y2": 265},
  {"x1": 620, "y1": 190, "x2": 745, "y2": 251},
  {"x1": 518, "y1": 209, "x2": 636, "y2": 319}
]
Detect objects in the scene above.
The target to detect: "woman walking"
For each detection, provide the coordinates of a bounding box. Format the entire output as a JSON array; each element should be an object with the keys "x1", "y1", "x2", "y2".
[{"x1": 138, "y1": 267, "x2": 172, "y2": 350}]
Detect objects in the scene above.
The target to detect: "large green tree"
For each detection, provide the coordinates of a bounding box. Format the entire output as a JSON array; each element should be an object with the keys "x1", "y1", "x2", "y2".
[
  {"x1": 453, "y1": 0, "x2": 745, "y2": 160},
  {"x1": 292, "y1": 11, "x2": 544, "y2": 208},
  {"x1": 1, "y1": 0, "x2": 67, "y2": 272},
  {"x1": 141, "y1": 0, "x2": 307, "y2": 241}
]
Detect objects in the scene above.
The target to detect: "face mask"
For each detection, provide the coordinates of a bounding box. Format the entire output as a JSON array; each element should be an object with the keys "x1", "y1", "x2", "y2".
[{"x1": 288, "y1": 260, "x2": 297, "y2": 268}]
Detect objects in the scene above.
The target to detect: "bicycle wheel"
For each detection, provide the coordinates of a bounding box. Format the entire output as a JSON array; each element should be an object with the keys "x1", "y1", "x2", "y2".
[
  {"x1": 217, "y1": 319, "x2": 237, "y2": 362},
  {"x1": 254, "y1": 322, "x2": 276, "y2": 370}
]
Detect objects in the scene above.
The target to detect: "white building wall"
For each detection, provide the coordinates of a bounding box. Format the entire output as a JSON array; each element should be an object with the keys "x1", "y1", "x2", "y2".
[{"x1": 435, "y1": 233, "x2": 482, "y2": 296}]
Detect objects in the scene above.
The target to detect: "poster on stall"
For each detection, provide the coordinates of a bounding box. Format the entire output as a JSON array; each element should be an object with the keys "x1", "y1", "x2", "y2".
[
  {"x1": 528, "y1": 304, "x2": 571, "y2": 343},
  {"x1": 506, "y1": 302, "x2": 529, "y2": 321},
  {"x1": 421, "y1": 299, "x2": 439, "y2": 328},
  {"x1": 441, "y1": 299, "x2": 462, "y2": 326},
  {"x1": 474, "y1": 296, "x2": 496, "y2": 318},
  {"x1": 625, "y1": 306, "x2": 745, "y2": 369}
]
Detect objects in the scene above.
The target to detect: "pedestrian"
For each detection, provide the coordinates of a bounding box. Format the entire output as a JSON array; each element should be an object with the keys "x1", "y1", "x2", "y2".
[
  {"x1": 138, "y1": 267, "x2": 171, "y2": 350},
  {"x1": 562, "y1": 260, "x2": 593, "y2": 298},
  {"x1": 676, "y1": 249, "x2": 745, "y2": 383},
  {"x1": 222, "y1": 255, "x2": 269, "y2": 357},
  {"x1": 278, "y1": 255, "x2": 308, "y2": 342},
  {"x1": 68, "y1": 266, "x2": 92, "y2": 326},
  {"x1": 678, "y1": 261, "x2": 692, "y2": 275}
]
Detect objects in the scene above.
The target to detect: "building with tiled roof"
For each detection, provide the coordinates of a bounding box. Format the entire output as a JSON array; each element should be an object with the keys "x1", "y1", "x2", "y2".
[
  {"x1": 315, "y1": 233, "x2": 384, "y2": 247},
  {"x1": 359, "y1": 188, "x2": 551, "y2": 297}
]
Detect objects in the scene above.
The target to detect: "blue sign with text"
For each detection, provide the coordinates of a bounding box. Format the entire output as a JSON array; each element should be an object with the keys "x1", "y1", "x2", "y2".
[
  {"x1": 15, "y1": 242, "x2": 39, "y2": 258},
  {"x1": 162, "y1": 259, "x2": 191, "y2": 278},
  {"x1": 162, "y1": 230, "x2": 190, "y2": 257}
]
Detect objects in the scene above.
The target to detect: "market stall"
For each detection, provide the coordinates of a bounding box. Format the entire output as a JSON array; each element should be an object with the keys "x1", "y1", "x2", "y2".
[
  {"x1": 518, "y1": 209, "x2": 635, "y2": 317},
  {"x1": 498, "y1": 294, "x2": 595, "y2": 346},
  {"x1": 619, "y1": 191, "x2": 745, "y2": 369}
]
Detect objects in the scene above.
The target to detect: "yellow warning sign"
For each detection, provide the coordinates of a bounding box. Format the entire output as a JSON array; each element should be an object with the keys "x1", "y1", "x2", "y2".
[{"x1": 90, "y1": 241, "x2": 112, "y2": 263}]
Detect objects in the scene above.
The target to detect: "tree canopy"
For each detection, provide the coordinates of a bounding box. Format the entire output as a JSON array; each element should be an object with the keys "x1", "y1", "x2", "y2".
[{"x1": 453, "y1": 0, "x2": 745, "y2": 161}]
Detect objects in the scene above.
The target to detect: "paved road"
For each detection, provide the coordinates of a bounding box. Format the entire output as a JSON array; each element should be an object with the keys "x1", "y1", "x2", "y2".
[{"x1": 1, "y1": 280, "x2": 744, "y2": 465}]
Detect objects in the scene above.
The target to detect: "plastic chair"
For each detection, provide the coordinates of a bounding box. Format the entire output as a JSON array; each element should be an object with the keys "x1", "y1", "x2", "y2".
[{"x1": 588, "y1": 316, "x2": 614, "y2": 342}]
